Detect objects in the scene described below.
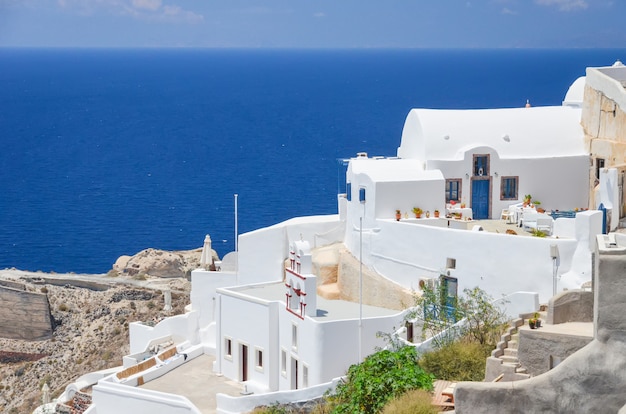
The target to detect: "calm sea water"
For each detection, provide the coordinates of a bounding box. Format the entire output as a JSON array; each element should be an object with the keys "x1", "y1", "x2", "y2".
[{"x1": 1, "y1": 48, "x2": 624, "y2": 273}]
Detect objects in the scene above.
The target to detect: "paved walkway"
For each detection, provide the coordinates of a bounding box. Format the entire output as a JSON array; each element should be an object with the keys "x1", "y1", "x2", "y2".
[
  {"x1": 139, "y1": 354, "x2": 243, "y2": 414},
  {"x1": 468, "y1": 218, "x2": 534, "y2": 236}
]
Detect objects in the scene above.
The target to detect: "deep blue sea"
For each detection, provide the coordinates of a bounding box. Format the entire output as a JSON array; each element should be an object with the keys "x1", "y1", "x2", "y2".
[{"x1": 1, "y1": 48, "x2": 625, "y2": 273}]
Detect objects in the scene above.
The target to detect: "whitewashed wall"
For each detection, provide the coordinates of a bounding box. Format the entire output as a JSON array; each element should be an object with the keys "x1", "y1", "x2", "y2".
[
  {"x1": 190, "y1": 269, "x2": 238, "y2": 329},
  {"x1": 375, "y1": 179, "x2": 444, "y2": 221},
  {"x1": 91, "y1": 381, "x2": 201, "y2": 414},
  {"x1": 275, "y1": 311, "x2": 405, "y2": 390},
  {"x1": 237, "y1": 216, "x2": 342, "y2": 286},
  {"x1": 345, "y1": 212, "x2": 601, "y2": 304},
  {"x1": 129, "y1": 312, "x2": 199, "y2": 355},
  {"x1": 429, "y1": 148, "x2": 589, "y2": 218},
  {"x1": 216, "y1": 288, "x2": 280, "y2": 393}
]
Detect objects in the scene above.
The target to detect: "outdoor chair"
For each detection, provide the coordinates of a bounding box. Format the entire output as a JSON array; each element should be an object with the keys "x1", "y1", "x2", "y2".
[{"x1": 500, "y1": 208, "x2": 513, "y2": 224}]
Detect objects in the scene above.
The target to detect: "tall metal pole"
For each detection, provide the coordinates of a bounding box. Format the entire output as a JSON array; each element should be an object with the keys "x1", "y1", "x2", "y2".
[
  {"x1": 235, "y1": 193, "x2": 239, "y2": 285},
  {"x1": 359, "y1": 216, "x2": 363, "y2": 362},
  {"x1": 234, "y1": 194, "x2": 239, "y2": 252}
]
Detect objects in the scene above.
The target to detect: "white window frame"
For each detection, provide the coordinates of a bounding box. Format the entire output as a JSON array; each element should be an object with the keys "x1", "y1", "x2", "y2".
[
  {"x1": 255, "y1": 347, "x2": 264, "y2": 372},
  {"x1": 292, "y1": 323, "x2": 298, "y2": 351},
  {"x1": 281, "y1": 348, "x2": 287, "y2": 378},
  {"x1": 303, "y1": 364, "x2": 309, "y2": 388},
  {"x1": 224, "y1": 337, "x2": 233, "y2": 361}
]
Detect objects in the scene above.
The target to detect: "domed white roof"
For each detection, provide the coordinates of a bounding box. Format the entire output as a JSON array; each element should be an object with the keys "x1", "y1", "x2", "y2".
[
  {"x1": 563, "y1": 76, "x2": 586, "y2": 108},
  {"x1": 397, "y1": 105, "x2": 584, "y2": 161}
]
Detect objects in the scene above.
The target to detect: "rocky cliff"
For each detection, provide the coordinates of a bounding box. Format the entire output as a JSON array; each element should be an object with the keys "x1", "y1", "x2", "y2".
[{"x1": 112, "y1": 247, "x2": 218, "y2": 278}]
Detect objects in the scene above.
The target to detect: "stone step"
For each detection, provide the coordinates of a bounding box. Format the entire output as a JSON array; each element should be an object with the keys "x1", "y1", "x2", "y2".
[
  {"x1": 499, "y1": 355, "x2": 520, "y2": 364},
  {"x1": 501, "y1": 362, "x2": 520, "y2": 372},
  {"x1": 508, "y1": 339, "x2": 518, "y2": 349},
  {"x1": 516, "y1": 367, "x2": 528, "y2": 374},
  {"x1": 504, "y1": 348, "x2": 518, "y2": 357}
]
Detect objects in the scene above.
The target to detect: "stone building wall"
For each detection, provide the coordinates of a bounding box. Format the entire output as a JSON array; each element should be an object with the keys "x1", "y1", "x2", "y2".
[
  {"x1": 581, "y1": 78, "x2": 626, "y2": 209},
  {"x1": 0, "y1": 284, "x2": 55, "y2": 340}
]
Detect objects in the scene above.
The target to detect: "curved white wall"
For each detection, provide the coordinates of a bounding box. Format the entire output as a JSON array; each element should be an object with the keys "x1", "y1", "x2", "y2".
[{"x1": 345, "y1": 212, "x2": 601, "y2": 304}]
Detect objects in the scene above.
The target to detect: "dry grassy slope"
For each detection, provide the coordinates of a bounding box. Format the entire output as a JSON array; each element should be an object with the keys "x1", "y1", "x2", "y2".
[{"x1": 0, "y1": 275, "x2": 190, "y2": 414}]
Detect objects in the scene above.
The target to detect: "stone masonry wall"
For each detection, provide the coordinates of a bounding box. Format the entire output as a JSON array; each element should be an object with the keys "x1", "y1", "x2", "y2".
[
  {"x1": 547, "y1": 289, "x2": 594, "y2": 324},
  {"x1": 581, "y1": 83, "x2": 626, "y2": 209},
  {"x1": 0, "y1": 284, "x2": 55, "y2": 340}
]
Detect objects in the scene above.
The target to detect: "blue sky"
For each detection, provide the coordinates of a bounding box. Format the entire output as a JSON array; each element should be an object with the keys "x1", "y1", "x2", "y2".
[{"x1": 0, "y1": 0, "x2": 625, "y2": 48}]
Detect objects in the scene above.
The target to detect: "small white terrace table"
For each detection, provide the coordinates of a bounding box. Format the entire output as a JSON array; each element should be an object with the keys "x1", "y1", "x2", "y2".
[{"x1": 446, "y1": 207, "x2": 473, "y2": 220}]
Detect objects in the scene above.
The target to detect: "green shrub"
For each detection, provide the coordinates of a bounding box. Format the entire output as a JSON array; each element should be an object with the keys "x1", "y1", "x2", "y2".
[
  {"x1": 250, "y1": 402, "x2": 292, "y2": 413},
  {"x1": 381, "y1": 389, "x2": 438, "y2": 414},
  {"x1": 58, "y1": 303, "x2": 69, "y2": 312},
  {"x1": 330, "y1": 346, "x2": 434, "y2": 414},
  {"x1": 411, "y1": 285, "x2": 508, "y2": 348},
  {"x1": 419, "y1": 339, "x2": 492, "y2": 381}
]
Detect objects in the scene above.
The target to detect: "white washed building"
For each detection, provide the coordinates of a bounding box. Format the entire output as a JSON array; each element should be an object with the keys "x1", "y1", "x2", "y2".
[{"x1": 54, "y1": 63, "x2": 626, "y2": 414}]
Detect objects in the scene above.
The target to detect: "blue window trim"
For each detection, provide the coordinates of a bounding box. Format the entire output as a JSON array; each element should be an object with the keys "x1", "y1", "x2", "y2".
[
  {"x1": 359, "y1": 187, "x2": 366, "y2": 203},
  {"x1": 445, "y1": 179, "x2": 462, "y2": 203},
  {"x1": 346, "y1": 182, "x2": 352, "y2": 201},
  {"x1": 500, "y1": 176, "x2": 518, "y2": 200}
]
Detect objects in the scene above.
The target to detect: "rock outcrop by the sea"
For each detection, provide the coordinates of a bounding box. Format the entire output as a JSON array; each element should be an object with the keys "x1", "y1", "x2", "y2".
[{"x1": 113, "y1": 247, "x2": 219, "y2": 279}]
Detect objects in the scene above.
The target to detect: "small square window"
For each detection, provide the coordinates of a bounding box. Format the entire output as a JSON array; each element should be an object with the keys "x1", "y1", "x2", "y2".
[
  {"x1": 255, "y1": 348, "x2": 263, "y2": 371},
  {"x1": 359, "y1": 187, "x2": 366, "y2": 203},
  {"x1": 445, "y1": 179, "x2": 461, "y2": 203},
  {"x1": 500, "y1": 176, "x2": 518, "y2": 200},
  {"x1": 281, "y1": 349, "x2": 287, "y2": 377},
  {"x1": 474, "y1": 155, "x2": 489, "y2": 177},
  {"x1": 292, "y1": 324, "x2": 298, "y2": 351},
  {"x1": 224, "y1": 338, "x2": 232, "y2": 360},
  {"x1": 596, "y1": 158, "x2": 605, "y2": 180}
]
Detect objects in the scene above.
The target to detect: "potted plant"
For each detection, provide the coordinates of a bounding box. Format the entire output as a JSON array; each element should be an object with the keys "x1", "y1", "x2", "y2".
[
  {"x1": 529, "y1": 312, "x2": 541, "y2": 329},
  {"x1": 412, "y1": 207, "x2": 423, "y2": 218},
  {"x1": 395, "y1": 209, "x2": 402, "y2": 221},
  {"x1": 533, "y1": 312, "x2": 542, "y2": 328},
  {"x1": 523, "y1": 194, "x2": 532, "y2": 207},
  {"x1": 434, "y1": 209, "x2": 440, "y2": 218}
]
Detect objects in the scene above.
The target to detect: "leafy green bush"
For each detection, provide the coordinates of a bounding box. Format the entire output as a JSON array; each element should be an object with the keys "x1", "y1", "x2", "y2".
[
  {"x1": 419, "y1": 339, "x2": 492, "y2": 381},
  {"x1": 381, "y1": 389, "x2": 438, "y2": 414},
  {"x1": 250, "y1": 402, "x2": 292, "y2": 413},
  {"x1": 330, "y1": 346, "x2": 433, "y2": 414},
  {"x1": 412, "y1": 284, "x2": 508, "y2": 348}
]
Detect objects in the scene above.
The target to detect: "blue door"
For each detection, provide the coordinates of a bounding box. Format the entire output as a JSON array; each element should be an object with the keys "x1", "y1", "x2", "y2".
[{"x1": 472, "y1": 179, "x2": 490, "y2": 219}]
